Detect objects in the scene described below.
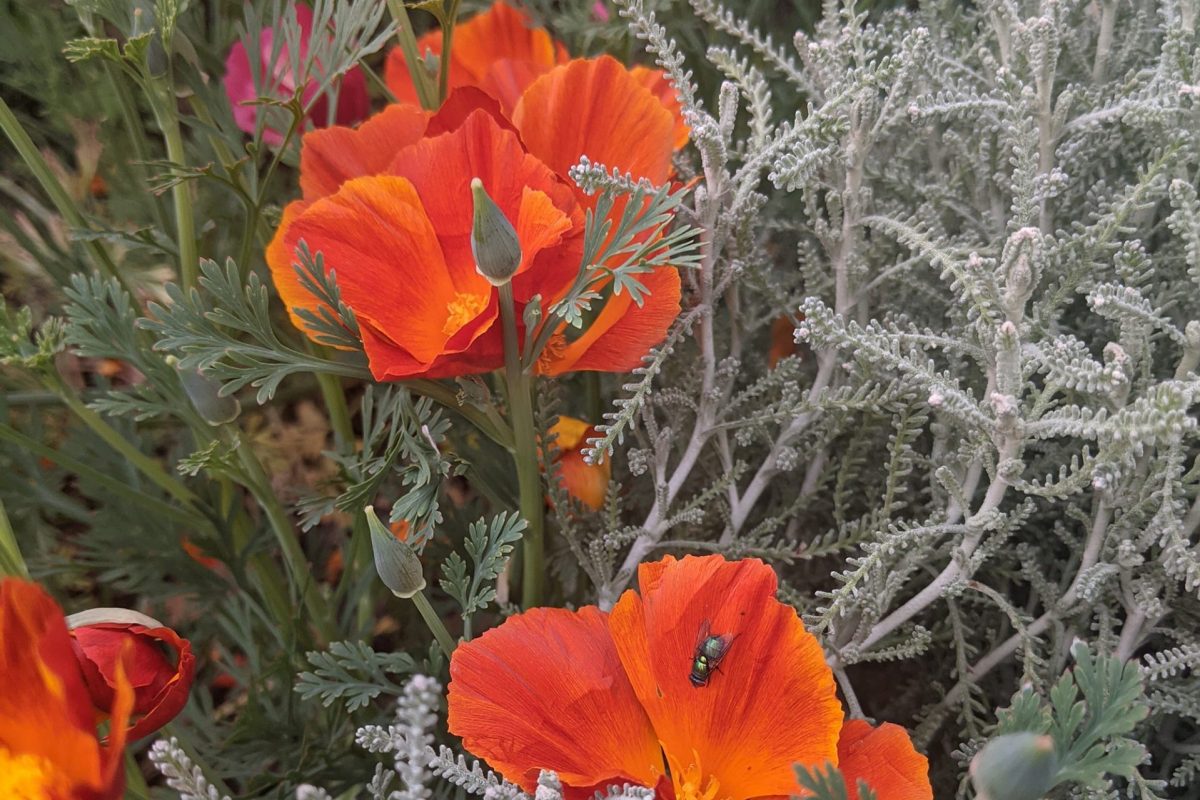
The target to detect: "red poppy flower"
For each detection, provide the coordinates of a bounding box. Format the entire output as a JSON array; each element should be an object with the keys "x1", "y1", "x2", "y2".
[
  {"x1": 448, "y1": 556, "x2": 932, "y2": 800},
  {"x1": 550, "y1": 416, "x2": 610, "y2": 510},
  {"x1": 385, "y1": 1, "x2": 569, "y2": 114},
  {"x1": 267, "y1": 57, "x2": 683, "y2": 380},
  {"x1": 68, "y1": 609, "x2": 196, "y2": 740},
  {"x1": 0, "y1": 579, "x2": 132, "y2": 800},
  {"x1": 223, "y1": 3, "x2": 369, "y2": 145}
]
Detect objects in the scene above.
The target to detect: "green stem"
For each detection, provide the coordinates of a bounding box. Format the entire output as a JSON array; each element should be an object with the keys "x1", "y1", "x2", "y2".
[
  {"x1": 123, "y1": 752, "x2": 152, "y2": 800},
  {"x1": 386, "y1": 0, "x2": 439, "y2": 109},
  {"x1": 410, "y1": 589, "x2": 457, "y2": 656},
  {"x1": 232, "y1": 436, "x2": 337, "y2": 642},
  {"x1": 105, "y1": 64, "x2": 172, "y2": 235},
  {"x1": 438, "y1": 0, "x2": 464, "y2": 104},
  {"x1": 49, "y1": 377, "x2": 200, "y2": 507},
  {"x1": 0, "y1": 95, "x2": 131, "y2": 294},
  {"x1": 312, "y1": 350, "x2": 355, "y2": 451},
  {"x1": 404, "y1": 378, "x2": 514, "y2": 451},
  {"x1": 0, "y1": 498, "x2": 29, "y2": 578},
  {"x1": 146, "y1": 79, "x2": 198, "y2": 289},
  {"x1": 499, "y1": 283, "x2": 544, "y2": 608}
]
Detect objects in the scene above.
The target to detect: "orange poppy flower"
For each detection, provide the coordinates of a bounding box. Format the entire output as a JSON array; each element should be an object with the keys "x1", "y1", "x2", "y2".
[
  {"x1": 267, "y1": 57, "x2": 683, "y2": 380},
  {"x1": 0, "y1": 578, "x2": 132, "y2": 800},
  {"x1": 448, "y1": 555, "x2": 932, "y2": 800},
  {"x1": 385, "y1": 1, "x2": 569, "y2": 114},
  {"x1": 550, "y1": 416, "x2": 610, "y2": 510}
]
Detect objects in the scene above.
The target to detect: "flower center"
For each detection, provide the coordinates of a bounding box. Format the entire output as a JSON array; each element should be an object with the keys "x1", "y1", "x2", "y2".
[
  {"x1": 443, "y1": 292, "x2": 489, "y2": 336},
  {"x1": 0, "y1": 746, "x2": 58, "y2": 800},
  {"x1": 668, "y1": 750, "x2": 724, "y2": 800}
]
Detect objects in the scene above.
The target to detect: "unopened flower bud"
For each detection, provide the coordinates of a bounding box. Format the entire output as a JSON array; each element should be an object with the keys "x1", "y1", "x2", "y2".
[
  {"x1": 470, "y1": 177, "x2": 522, "y2": 286},
  {"x1": 168, "y1": 356, "x2": 241, "y2": 425},
  {"x1": 970, "y1": 733, "x2": 1058, "y2": 800},
  {"x1": 366, "y1": 506, "x2": 426, "y2": 598}
]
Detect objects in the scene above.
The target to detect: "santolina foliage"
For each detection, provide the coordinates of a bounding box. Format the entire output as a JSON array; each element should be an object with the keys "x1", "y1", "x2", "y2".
[{"x1": 0, "y1": 0, "x2": 1198, "y2": 797}]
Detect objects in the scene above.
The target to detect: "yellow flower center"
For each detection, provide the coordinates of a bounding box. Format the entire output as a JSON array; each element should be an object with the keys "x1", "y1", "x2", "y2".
[
  {"x1": 669, "y1": 750, "x2": 724, "y2": 800},
  {"x1": 443, "y1": 292, "x2": 489, "y2": 336},
  {"x1": 0, "y1": 746, "x2": 58, "y2": 800}
]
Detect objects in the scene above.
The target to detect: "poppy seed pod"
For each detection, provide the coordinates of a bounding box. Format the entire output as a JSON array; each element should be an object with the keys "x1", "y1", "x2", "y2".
[
  {"x1": 470, "y1": 177, "x2": 523, "y2": 286},
  {"x1": 367, "y1": 507, "x2": 427, "y2": 598},
  {"x1": 970, "y1": 732, "x2": 1059, "y2": 800}
]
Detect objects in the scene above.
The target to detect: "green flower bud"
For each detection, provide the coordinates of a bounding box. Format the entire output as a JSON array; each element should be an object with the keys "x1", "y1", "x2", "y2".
[
  {"x1": 970, "y1": 733, "x2": 1058, "y2": 800},
  {"x1": 169, "y1": 357, "x2": 241, "y2": 426},
  {"x1": 470, "y1": 177, "x2": 522, "y2": 286},
  {"x1": 366, "y1": 507, "x2": 426, "y2": 598}
]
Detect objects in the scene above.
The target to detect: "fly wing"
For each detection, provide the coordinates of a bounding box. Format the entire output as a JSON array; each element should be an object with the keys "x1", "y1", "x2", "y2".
[{"x1": 695, "y1": 619, "x2": 712, "y2": 648}]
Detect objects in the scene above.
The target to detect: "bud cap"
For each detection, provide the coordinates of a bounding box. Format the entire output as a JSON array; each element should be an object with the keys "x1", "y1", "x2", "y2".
[
  {"x1": 970, "y1": 732, "x2": 1058, "y2": 800},
  {"x1": 470, "y1": 177, "x2": 522, "y2": 286},
  {"x1": 366, "y1": 506, "x2": 427, "y2": 598}
]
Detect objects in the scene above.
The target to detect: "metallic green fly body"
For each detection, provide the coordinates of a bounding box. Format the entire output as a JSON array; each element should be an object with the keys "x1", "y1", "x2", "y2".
[{"x1": 689, "y1": 621, "x2": 734, "y2": 687}]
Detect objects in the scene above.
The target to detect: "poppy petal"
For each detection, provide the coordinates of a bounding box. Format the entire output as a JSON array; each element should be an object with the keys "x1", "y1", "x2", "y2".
[
  {"x1": 629, "y1": 66, "x2": 690, "y2": 150},
  {"x1": 608, "y1": 555, "x2": 843, "y2": 800},
  {"x1": 387, "y1": 109, "x2": 582, "y2": 303},
  {"x1": 513, "y1": 56, "x2": 676, "y2": 188},
  {"x1": 299, "y1": 103, "x2": 430, "y2": 200},
  {"x1": 448, "y1": 606, "x2": 664, "y2": 793},
  {"x1": 539, "y1": 267, "x2": 681, "y2": 375},
  {"x1": 384, "y1": 1, "x2": 567, "y2": 111},
  {"x1": 285, "y1": 175, "x2": 459, "y2": 366},
  {"x1": 838, "y1": 720, "x2": 933, "y2": 800}
]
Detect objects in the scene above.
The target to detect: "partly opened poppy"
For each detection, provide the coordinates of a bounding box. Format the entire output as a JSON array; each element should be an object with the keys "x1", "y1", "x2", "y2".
[
  {"x1": 448, "y1": 555, "x2": 932, "y2": 800},
  {"x1": 0, "y1": 578, "x2": 132, "y2": 800},
  {"x1": 68, "y1": 608, "x2": 196, "y2": 740},
  {"x1": 385, "y1": 1, "x2": 569, "y2": 114},
  {"x1": 223, "y1": 3, "x2": 369, "y2": 145},
  {"x1": 549, "y1": 416, "x2": 610, "y2": 510},
  {"x1": 267, "y1": 56, "x2": 684, "y2": 380}
]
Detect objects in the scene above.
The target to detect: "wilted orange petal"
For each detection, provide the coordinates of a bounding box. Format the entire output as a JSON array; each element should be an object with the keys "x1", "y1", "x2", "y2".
[
  {"x1": 838, "y1": 720, "x2": 932, "y2": 800},
  {"x1": 513, "y1": 56, "x2": 676, "y2": 189},
  {"x1": 285, "y1": 176, "x2": 461, "y2": 368},
  {"x1": 629, "y1": 66, "x2": 689, "y2": 150},
  {"x1": 539, "y1": 267, "x2": 681, "y2": 375},
  {"x1": 299, "y1": 103, "x2": 430, "y2": 200},
  {"x1": 448, "y1": 606, "x2": 664, "y2": 793},
  {"x1": 608, "y1": 555, "x2": 843, "y2": 800}
]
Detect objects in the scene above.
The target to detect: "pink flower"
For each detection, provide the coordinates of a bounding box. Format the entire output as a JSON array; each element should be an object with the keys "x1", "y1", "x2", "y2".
[
  {"x1": 591, "y1": 1, "x2": 611, "y2": 22},
  {"x1": 223, "y1": 4, "x2": 369, "y2": 146}
]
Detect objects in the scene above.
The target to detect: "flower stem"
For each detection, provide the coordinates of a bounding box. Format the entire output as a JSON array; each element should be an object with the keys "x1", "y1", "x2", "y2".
[
  {"x1": 50, "y1": 376, "x2": 201, "y2": 508},
  {"x1": 232, "y1": 436, "x2": 337, "y2": 643},
  {"x1": 386, "y1": 0, "x2": 439, "y2": 110},
  {"x1": 498, "y1": 283, "x2": 545, "y2": 608},
  {"x1": 0, "y1": 498, "x2": 28, "y2": 579},
  {"x1": 146, "y1": 78, "x2": 198, "y2": 290},
  {"x1": 409, "y1": 589, "x2": 457, "y2": 657},
  {"x1": 438, "y1": 0, "x2": 463, "y2": 104}
]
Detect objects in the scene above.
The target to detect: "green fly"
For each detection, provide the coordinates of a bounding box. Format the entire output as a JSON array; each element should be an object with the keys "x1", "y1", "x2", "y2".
[{"x1": 689, "y1": 621, "x2": 735, "y2": 687}]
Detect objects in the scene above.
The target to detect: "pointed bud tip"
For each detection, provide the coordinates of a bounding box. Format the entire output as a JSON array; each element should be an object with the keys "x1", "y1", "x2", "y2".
[
  {"x1": 366, "y1": 506, "x2": 426, "y2": 599},
  {"x1": 470, "y1": 178, "x2": 522, "y2": 286}
]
